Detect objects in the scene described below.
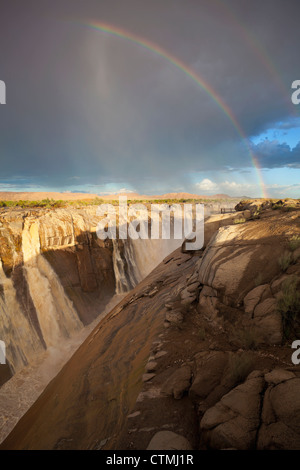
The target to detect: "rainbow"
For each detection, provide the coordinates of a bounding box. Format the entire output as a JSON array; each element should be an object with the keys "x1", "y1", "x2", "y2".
[{"x1": 77, "y1": 20, "x2": 268, "y2": 198}]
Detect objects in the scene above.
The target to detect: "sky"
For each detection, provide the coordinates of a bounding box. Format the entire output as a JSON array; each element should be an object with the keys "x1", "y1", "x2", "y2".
[{"x1": 0, "y1": 0, "x2": 299, "y2": 198}]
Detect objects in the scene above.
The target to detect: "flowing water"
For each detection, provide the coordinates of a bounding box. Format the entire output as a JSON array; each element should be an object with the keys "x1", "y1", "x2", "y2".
[{"x1": 0, "y1": 208, "x2": 203, "y2": 444}]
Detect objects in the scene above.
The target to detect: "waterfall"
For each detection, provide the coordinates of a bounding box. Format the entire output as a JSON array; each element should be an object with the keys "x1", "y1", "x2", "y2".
[
  {"x1": 112, "y1": 238, "x2": 141, "y2": 294},
  {"x1": 22, "y1": 220, "x2": 82, "y2": 347},
  {"x1": 123, "y1": 238, "x2": 141, "y2": 288},
  {"x1": 112, "y1": 236, "x2": 183, "y2": 295},
  {"x1": 131, "y1": 238, "x2": 182, "y2": 279}
]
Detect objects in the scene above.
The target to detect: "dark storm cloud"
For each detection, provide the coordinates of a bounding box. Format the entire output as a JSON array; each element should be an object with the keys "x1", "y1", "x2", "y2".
[
  {"x1": 251, "y1": 140, "x2": 300, "y2": 169},
  {"x1": 276, "y1": 118, "x2": 300, "y2": 130},
  {"x1": 0, "y1": 0, "x2": 299, "y2": 191}
]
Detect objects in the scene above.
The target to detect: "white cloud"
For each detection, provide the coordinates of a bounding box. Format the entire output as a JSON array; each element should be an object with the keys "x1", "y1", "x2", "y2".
[
  {"x1": 98, "y1": 187, "x2": 137, "y2": 195},
  {"x1": 196, "y1": 179, "x2": 255, "y2": 195},
  {"x1": 195, "y1": 179, "x2": 218, "y2": 192},
  {"x1": 196, "y1": 178, "x2": 300, "y2": 198},
  {"x1": 220, "y1": 181, "x2": 254, "y2": 191},
  {"x1": 267, "y1": 183, "x2": 300, "y2": 197}
]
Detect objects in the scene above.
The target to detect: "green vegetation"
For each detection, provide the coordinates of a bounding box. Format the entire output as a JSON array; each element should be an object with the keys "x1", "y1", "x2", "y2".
[
  {"x1": 254, "y1": 273, "x2": 263, "y2": 287},
  {"x1": 252, "y1": 209, "x2": 261, "y2": 219},
  {"x1": 229, "y1": 325, "x2": 259, "y2": 350},
  {"x1": 227, "y1": 352, "x2": 254, "y2": 384},
  {"x1": 289, "y1": 235, "x2": 300, "y2": 252},
  {"x1": 0, "y1": 198, "x2": 66, "y2": 208},
  {"x1": 234, "y1": 217, "x2": 246, "y2": 224},
  {"x1": 241, "y1": 328, "x2": 259, "y2": 350},
  {"x1": 0, "y1": 197, "x2": 107, "y2": 209},
  {"x1": 197, "y1": 327, "x2": 206, "y2": 341},
  {"x1": 277, "y1": 276, "x2": 300, "y2": 340},
  {"x1": 277, "y1": 235, "x2": 300, "y2": 273},
  {"x1": 0, "y1": 196, "x2": 239, "y2": 210},
  {"x1": 278, "y1": 251, "x2": 293, "y2": 272},
  {"x1": 282, "y1": 205, "x2": 298, "y2": 212}
]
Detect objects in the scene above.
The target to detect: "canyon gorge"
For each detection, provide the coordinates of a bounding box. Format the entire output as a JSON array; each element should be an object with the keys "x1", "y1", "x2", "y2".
[{"x1": 0, "y1": 199, "x2": 300, "y2": 449}]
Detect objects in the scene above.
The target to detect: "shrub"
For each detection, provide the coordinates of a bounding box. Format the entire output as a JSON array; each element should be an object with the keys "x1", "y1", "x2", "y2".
[
  {"x1": 239, "y1": 328, "x2": 259, "y2": 350},
  {"x1": 254, "y1": 273, "x2": 263, "y2": 287},
  {"x1": 229, "y1": 326, "x2": 259, "y2": 350},
  {"x1": 283, "y1": 205, "x2": 297, "y2": 212},
  {"x1": 289, "y1": 235, "x2": 300, "y2": 252},
  {"x1": 252, "y1": 210, "x2": 261, "y2": 220},
  {"x1": 228, "y1": 352, "x2": 254, "y2": 384},
  {"x1": 198, "y1": 327, "x2": 206, "y2": 341},
  {"x1": 278, "y1": 251, "x2": 293, "y2": 271},
  {"x1": 234, "y1": 218, "x2": 246, "y2": 225},
  {"x1": 277, "y1": 276, "x2": 300, "y2": 340}
]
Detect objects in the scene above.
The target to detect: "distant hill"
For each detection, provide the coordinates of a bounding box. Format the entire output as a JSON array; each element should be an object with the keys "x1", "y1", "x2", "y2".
[
  {"x1": 99, "y1": 192, "x2": 238, "y2": 200},
  {"x1": 0, "y1": 191, "x2": 243, "y2": 202},
  {"x1": 0, "y1": 192, "x2": 99, "y2": 201},
  {"x1": 157, "y1": 192, "x2": 233, "y2": 200}
]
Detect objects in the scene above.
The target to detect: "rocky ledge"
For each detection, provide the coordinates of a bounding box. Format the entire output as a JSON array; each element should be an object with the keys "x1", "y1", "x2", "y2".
[{"x1": 1, "y1": 201, "x2": 300, "y2": 450}]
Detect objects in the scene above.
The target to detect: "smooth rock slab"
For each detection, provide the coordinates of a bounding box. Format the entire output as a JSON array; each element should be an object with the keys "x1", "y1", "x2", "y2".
[
  {"x1": 127, "y1": 411, "x2": 141, "y2": 419},
  {"x1": 155, "y1": 350, "x2": 168, "y2": 359},
  {"x1": 146, "y1": 361, "x2": 158, "y2": 372},
  {"x1": 142, "y1": 373, "x2": 156, "y2": 382}
]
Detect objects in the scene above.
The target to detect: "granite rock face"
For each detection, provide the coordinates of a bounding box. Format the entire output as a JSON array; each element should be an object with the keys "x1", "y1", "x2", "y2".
[
  {"x1": 1, "y1": 203, "x2": 300, "y2": 450},
  {"x1": 0, "y1": 207, "x2": 116, "y2": 380}
]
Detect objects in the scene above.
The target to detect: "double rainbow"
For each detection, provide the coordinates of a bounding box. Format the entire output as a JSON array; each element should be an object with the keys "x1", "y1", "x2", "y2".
[{"x1": 78, "y1": 20, "x2": 268, "y2": 198}]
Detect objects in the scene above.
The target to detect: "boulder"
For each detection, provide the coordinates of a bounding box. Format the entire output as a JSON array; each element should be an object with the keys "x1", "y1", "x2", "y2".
[
  {"x1": 187, "y1": 281, "x2": 200, "y2": 293},
  {"x1": 189, "y1": 352, "x2": 228, "y2": 404},
  {"x1": 264, "y1": 369, "x2": 296, "y2": 385},
  {"x1": 142, "y1": 373, "x2": 156, "y2": 382},
  {"x1": 198, "y1": 291, "x2": 219, "y2": 320},
  {"x1": 165, "y1": 310, "x2": 183, "y2": 325},
  {"x1": 243, "y1": 285, "x2": 270, "y2": 316},
  {"x1": 147, "y1": 431, "x2": 192, "y2": 450},
  {"x1": 200, "y1": 371, "x2": 264, "y2": 450},
  {"x1": 201, "y1": 286, "x2": 217, "y2": 297},
  {"x1": 258, "y1": 377, "x2": 300, "y2": 449},
  {"x1": 146, "y1": 361, "x2": 158, "y2": 372},
  {"x1": 155, "y1": 350, "x2": 167, "y2": 359},
  {"x1": 197, "y1": 222, "x2": 285, "y2": 307},
  {"x1": 252, "y1": 298, "x2": 282, "y2": 344},
  {"x1": 270, "y1": 274, "x2": 290, "y2": 295},
  {"x1": 161, "y1": 365, "x2": 192, "y2": 399},
  {"x1": 181, "y1": 295, "x2": 197, "y2": 307}
]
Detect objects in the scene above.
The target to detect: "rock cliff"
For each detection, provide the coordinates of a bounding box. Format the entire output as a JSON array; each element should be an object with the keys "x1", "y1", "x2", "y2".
[
  {"x1": 1, "y1": 201, "x2": 300, "y2": 450},
  {"x1": 0, "y1": 207, "x2": 116, "y2": 383}
]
